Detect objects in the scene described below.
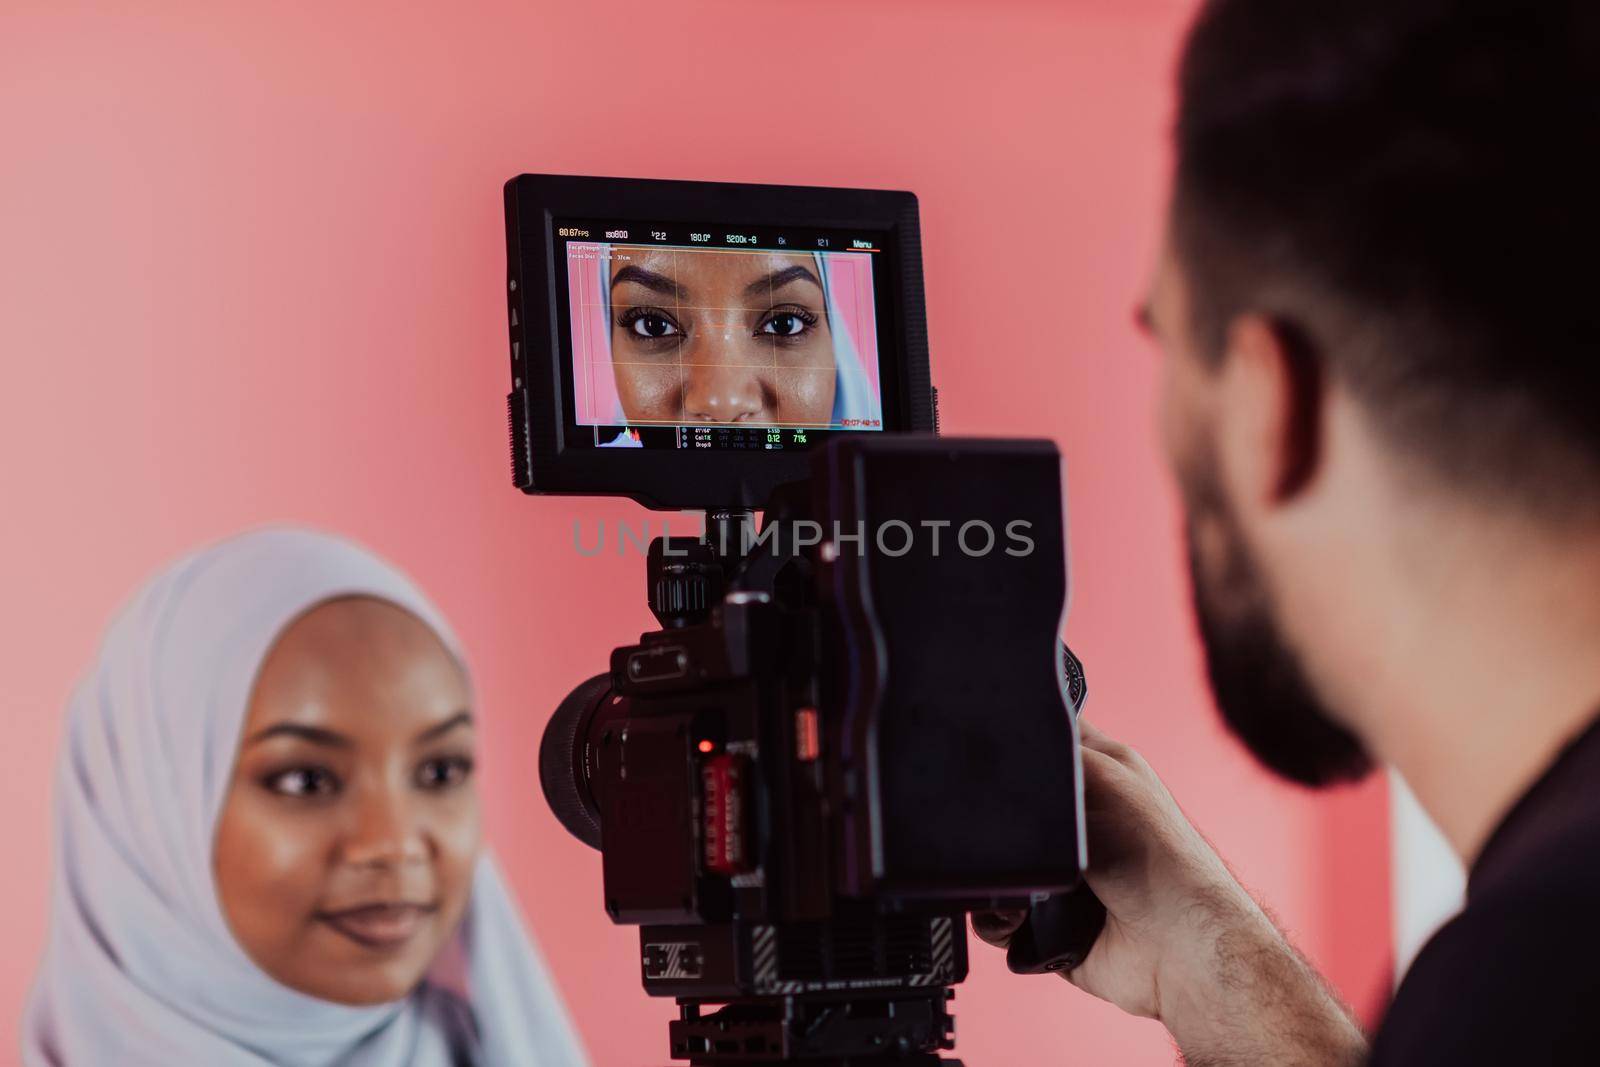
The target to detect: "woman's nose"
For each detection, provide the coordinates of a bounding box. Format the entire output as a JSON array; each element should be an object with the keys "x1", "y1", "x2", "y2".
[
  {"x1": 341, "y1": 788, "x2": 428, "y2": 869},
  {"x1": 680, "y1": 355, "x2": 764, "y2": 422}
]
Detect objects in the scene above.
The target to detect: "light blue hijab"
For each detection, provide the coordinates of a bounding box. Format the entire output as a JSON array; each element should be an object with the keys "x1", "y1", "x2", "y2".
[
  {"x1": 814, "y1": 253, "x2": 879, "y2": 427},
  {"x1": 23, "y1": 528, "x2": 588, "y2": 1067}
]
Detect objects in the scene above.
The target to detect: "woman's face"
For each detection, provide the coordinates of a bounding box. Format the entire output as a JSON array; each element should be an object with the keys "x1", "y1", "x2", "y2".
[
  {"x1": 213, "y1": 596, "x2": 480, "y2": 1006},
  {"x1": 609, "y1": 248, "x2": 837, "y2": 425}
]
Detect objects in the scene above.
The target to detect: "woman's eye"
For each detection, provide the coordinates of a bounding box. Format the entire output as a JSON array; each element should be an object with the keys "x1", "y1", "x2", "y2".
[
  {"x1": 264, "y1": 767, "x2": 340, "y2": 797},
  {"x1": 762, "y1": 312, "x2": 812, "y2": 337},
  {"x1": 417, "y1": 755, "x2": 474, "y2": 790},
  {"x1": 629, "y1": 314, "x2": 680, "y2": 339}
]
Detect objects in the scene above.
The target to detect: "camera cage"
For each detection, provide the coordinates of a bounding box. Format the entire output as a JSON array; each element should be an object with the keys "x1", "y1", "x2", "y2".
[{"x1": 503, "y1": 173, "x2": 935, "y2": 510}]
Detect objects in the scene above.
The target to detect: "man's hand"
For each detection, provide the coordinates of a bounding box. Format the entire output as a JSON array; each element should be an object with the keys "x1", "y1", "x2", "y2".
[{"x1": 975, "y1": 720, "x2": 1368, "y2": 1066}]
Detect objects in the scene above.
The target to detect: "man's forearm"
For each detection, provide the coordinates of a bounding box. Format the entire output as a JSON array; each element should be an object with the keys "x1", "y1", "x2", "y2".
[
  {"x1": 1159, "y1": 891, "x2": 1368, "y2": 1067},
  {"x1": 1020, "y1": 730, "x2": 1371, "y2": 1065}
]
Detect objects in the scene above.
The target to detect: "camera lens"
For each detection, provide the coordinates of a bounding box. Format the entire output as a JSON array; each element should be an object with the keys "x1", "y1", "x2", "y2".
[{"x1": 538, "y1": 672, "x2": 614, "y2": 850}]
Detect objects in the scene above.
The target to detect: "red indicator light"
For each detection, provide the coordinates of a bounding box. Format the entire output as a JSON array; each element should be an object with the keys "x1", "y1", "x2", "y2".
[
  {"x1": 795, "y1": 707, "x2": 820, "y2": 762},
  {"x1": 697, "y1": 739, "x2": 715, "y2": 754}
]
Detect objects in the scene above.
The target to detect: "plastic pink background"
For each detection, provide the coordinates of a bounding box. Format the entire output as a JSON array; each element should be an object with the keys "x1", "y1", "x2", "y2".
[
  {"x1": 567, "y1": 245, "x2": 880, "y2": 426},
  {"x1": 0, "y1": 0, "x2": 1390, "y2": 1062}
]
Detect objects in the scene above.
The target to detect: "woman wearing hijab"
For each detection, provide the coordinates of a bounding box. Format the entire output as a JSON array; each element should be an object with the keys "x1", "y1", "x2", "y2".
[{"x1": 23, "y1": 528, "x2": 587, "y2": 1066}]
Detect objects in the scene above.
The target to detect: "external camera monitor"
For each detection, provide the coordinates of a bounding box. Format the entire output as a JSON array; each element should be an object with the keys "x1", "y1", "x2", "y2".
[{"x1": 504, "y1": 173, "x2": 935, "y2": 509}]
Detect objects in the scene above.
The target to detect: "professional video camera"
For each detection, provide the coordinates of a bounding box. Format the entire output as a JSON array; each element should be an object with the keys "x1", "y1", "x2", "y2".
[{"x1": 503, "y1": 174, "x2": 1104, "y2": 1065}]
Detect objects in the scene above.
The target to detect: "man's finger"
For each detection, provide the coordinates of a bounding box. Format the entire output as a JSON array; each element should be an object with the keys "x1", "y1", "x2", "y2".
[
  {"x1": 1078, "y1": 716, "x2": 1111, "y2": 748},
  {"x1": 971, "y1": 909, "x2": 1029, "y2": 949},
  {"x1": 1078, "y1": 716, "x2": 1128, "y2": 758}
]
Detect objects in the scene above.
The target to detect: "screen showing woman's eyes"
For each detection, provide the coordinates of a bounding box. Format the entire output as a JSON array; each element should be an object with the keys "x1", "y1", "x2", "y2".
[
  {"x1": 620, "y1": 306, "x2": 819, "y2": 344},
  {"x1": 765, "y1": 312, "x2": 804, "y2": 336},
  {"x1": 761, "y1": 306, "x2": 820, "y2": 341},
  {"x1": 619, "y1": 308, "x2": 682, "y2": 341},
  {"x1": 577, "y1": 239, "x2": 890, "y2": 435}
]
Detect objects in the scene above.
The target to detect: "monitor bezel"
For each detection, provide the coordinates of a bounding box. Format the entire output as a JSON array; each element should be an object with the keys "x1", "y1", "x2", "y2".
[{"x1": 504, "y1": 173, "x2": 934, "y2": 510}]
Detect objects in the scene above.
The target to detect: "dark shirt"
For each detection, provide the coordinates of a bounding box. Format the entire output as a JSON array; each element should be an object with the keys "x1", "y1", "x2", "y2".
[{"x1": 1369, "y1": 717, "x2": 1600, "y2": 1065}]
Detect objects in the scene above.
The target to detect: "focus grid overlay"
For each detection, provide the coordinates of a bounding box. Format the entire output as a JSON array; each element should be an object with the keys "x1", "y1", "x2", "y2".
[
  {"x1": 579, "y1": 243, "x2": 856, "y2": 428},
  {"x1": 592, "y1": 245, "x2": 793, "y2": 369}
]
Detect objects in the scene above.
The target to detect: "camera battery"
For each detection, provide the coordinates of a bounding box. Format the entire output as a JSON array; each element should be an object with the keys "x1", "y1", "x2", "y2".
[{"x1": 701, "y1": 753, "x2": 752, "y2": 876}]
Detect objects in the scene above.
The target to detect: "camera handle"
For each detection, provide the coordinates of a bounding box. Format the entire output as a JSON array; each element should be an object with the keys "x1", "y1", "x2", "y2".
[
  {"x1": 1005, "y1": 886, "x2": 1107, "y2": 975},
  {"x1": 1004, "y1": 642, "x2": 1108, "y2": 975}
]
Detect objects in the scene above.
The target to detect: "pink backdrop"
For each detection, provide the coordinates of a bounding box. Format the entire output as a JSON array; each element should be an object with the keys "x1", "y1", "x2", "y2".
[{"x1": 0, "y1": 0, "x2": 1390, "y2": 1062}]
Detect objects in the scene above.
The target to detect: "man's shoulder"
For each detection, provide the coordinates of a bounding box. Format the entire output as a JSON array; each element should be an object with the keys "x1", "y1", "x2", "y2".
[
  {"x1": 1472, "y1": 762, "x2": 1600, "y2": 901},
  {"x1": 1371, "y1": 718, "x2": 1600, "y2": 1064},
  {"x1": 1370, "y1": 842, "x2": 1600, "y2": 1065}
]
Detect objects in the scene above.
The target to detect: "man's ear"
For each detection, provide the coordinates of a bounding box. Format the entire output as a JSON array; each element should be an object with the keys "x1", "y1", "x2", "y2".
[{"x1": 1216, "y1": 314, "x2": 1323, "y2": 509}]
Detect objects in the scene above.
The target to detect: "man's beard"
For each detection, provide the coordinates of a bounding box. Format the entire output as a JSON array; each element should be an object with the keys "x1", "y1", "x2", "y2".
[{"x1": 1184, "y1": 481, "x2": 1373, "y2": 788}]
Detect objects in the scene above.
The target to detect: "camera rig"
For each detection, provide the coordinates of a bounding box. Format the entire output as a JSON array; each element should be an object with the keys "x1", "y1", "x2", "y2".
[
  {"x1": 539, "y1": 437, "x2": 1103, "y2": 1065},
  {"x1": 506, "y1": 175, "x2": 1106, "y2": 1064}
]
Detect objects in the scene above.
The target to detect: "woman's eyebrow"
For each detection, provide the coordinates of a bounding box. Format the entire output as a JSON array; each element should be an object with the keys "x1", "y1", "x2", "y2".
[
  {"x1": 415, "y1": 710, "x2": 473, "y2": 744},
  {"x1": 611, "y1": 265, "x2": 684, "y2": 298},
  {"x1": 246, "y1": 723, "x2": 351, "y2": 748},
  {"x1": 745, "y1": 265, "x2": 823, "y2": 299}
]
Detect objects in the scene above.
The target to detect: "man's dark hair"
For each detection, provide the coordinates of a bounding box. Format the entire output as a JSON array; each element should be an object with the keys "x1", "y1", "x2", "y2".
[{"x1": 1175, "y1": 0, "x2": 1600, "y2": 513}]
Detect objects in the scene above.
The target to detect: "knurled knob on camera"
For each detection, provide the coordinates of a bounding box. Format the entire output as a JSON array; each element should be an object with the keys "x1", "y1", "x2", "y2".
[{"x1": 652, "y1": 571, "x2": 709, "y2": 617}]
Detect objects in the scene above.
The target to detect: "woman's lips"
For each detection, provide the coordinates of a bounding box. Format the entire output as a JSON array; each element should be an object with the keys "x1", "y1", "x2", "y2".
[{"x1": 316, "y1": 903, "x2": 437, "y2": 949}]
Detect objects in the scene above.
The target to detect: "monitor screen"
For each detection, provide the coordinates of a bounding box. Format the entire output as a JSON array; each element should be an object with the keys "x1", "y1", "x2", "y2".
[
  {"x1": 503, "y1": 174, "x2": 931, "y2": 507},
  {"x1": 554, "y1": 220, "x2": 891, "y2": 453}
]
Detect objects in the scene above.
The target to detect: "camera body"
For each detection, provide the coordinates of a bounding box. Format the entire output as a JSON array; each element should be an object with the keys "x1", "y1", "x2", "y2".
[
  {"x1": 540, "y1": 438, "x2": 1089, "y2": 1061},
  {"x1": 506, "y1": 174, "x2": 1103, "y2": 1064}
]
